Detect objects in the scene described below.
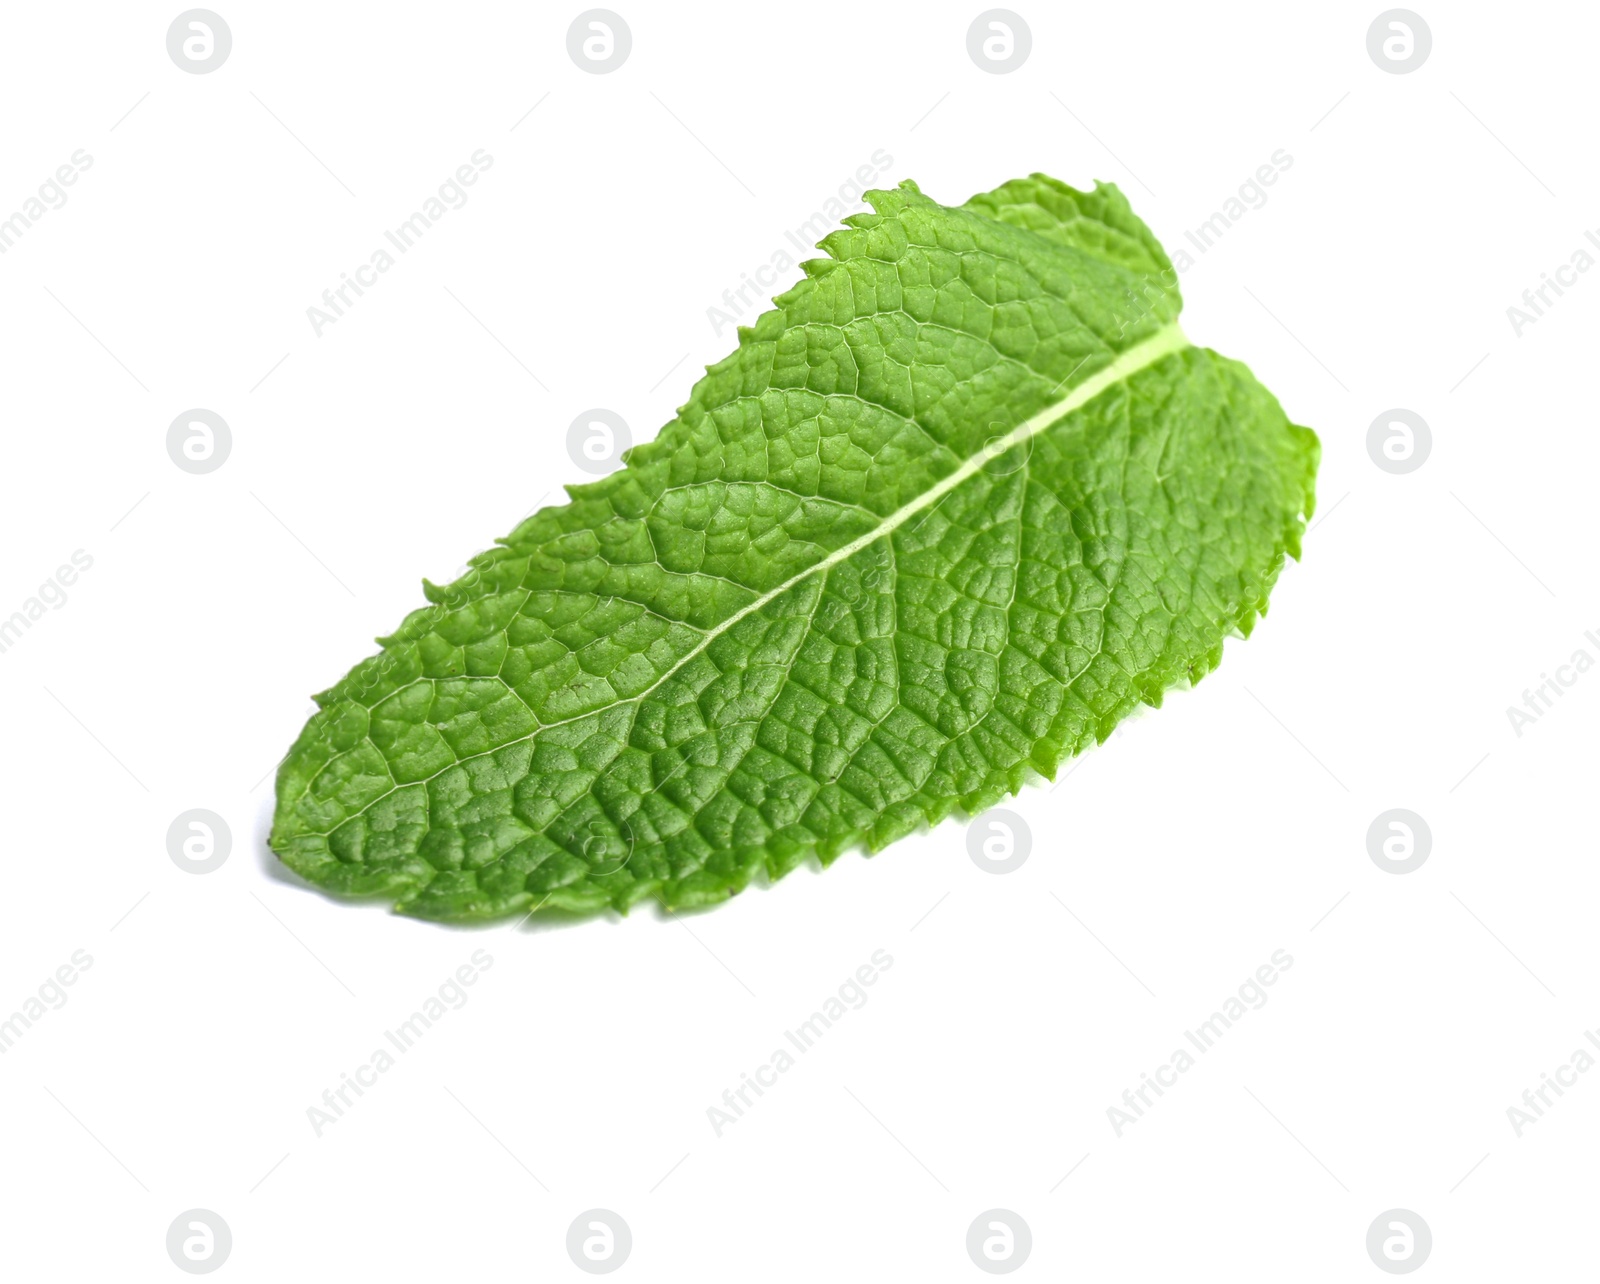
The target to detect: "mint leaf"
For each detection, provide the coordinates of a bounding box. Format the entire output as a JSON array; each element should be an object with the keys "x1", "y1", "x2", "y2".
[{"x1": 270, "y1": 175, "x2": 1318, "y2": 921}]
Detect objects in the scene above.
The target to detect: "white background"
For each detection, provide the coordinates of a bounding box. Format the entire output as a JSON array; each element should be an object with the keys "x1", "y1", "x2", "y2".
[{"x1": 1, "y1": 1, "x2": 1594, "y2": 1278}]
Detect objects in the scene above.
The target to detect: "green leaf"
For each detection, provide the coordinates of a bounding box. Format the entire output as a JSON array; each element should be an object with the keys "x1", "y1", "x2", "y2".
[{"x1": 270, "y1": 174, "x2": 1318, "y2": 921}]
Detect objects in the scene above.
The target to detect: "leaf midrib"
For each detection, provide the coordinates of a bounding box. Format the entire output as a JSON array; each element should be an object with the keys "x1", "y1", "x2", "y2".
[{"x1": 305, "y1": 322, "x2": 1191, "y2": 836}]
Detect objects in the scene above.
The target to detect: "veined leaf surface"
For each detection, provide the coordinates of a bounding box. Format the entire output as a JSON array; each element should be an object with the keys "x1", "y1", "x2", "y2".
[{"x1": 271, "y1": 175, "x2": 1319, "y2": 921}]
